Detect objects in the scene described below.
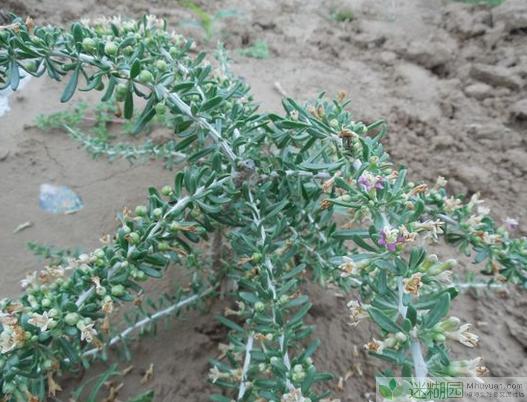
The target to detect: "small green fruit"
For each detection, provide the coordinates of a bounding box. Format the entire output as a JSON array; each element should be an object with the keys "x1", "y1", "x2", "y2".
[
  {"x1": 127, "y1": 232, "x2": 140, "y2": 244},
  {"x1": 25, "y1": 60, "x2": 38, "y2": 73},
  {"x1": 64, "y1": 312, "x2": 80, "y2": 326},
  {"x1": 152, "y1": 208, "x2": 163, "y2": 218},
  {"x1": 135, "y1": 205, "x2": 148, "y2": 216},
  {"x1": 155, "y1": 59, "x2": 168, "y2": 72},
  {"x1": 138, "y1": 69, "x2": 154, "y2": 84},
  {"x1": 158, "y1": 241, "x2": 170, "y2": 251},
  {"x1": 123, "y1": 45, "x2": 134, "y2": 56},
  {"x1": 155, "y1": 102, "x2": 167, "y2": 115},
  {"x1": 111, "y1": 284, "x2": 126, "y2": 297},
  {"x1": 115, "y1": 83, "x2": 129, "y2": 101},
  {"x1": 161, "y1": 185, "x2": 173, "y2": 196}
]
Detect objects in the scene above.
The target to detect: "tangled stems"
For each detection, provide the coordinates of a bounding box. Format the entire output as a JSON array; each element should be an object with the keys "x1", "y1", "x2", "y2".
[{"x1": 1, "y1": 14, "x2": 526, "y2": 402}]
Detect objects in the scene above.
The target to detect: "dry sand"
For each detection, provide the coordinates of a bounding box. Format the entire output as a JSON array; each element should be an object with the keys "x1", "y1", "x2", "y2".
[{"x1": 1, "y1": 0, "x2": 526, "y2": 400}]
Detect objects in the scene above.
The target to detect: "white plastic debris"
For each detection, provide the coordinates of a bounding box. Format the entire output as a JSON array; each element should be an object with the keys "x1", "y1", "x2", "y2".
[
  {"x1": 39, "y1": 184, "x2": 84, "y2": 214},
  {"x1": 0, "y1": 68, "x2": 32, "y2": 118}
]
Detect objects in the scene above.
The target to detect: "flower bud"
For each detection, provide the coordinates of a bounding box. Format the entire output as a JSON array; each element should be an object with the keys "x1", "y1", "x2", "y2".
[
  {"x1": 82, "y1": 37, "x2": 97, "y2": 52},
  {"x1": 104, "y1": 41, "x2": 118, "y2": 56},
  {"x1": 434, "y1": 333, "x2": 446, "y2": 342},
  {"x1": 428, "y1": 259, "x2": 457, "y2": 275}
]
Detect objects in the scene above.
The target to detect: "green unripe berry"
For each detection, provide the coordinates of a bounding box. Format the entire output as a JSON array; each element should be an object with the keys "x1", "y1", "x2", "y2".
[
  {"x1": 25, "y1": 60, "x2": 38, "y2": 73},
  {"x1": 96, "y1": 286, "x2": 107, "y2": 296},
  {"x1": 123, "y1": 45, "x2": 134, "y2": 56},
  {"x1": 82, "y1": 37, "x2": 97, "y2": 52},
  {"x1": 155, "y1": 102, "x2": 167, "y2": 115},
  {"x1": 279, "y1": 295, "x2": 288, "y2": 304},
  {"x1": 41, "y1": 298, "x2": 51, "y2": 308},
  {"x1": 111, "y1": 284, "x2": 126, "y2": 297},
  {"x1": 329, "y1": 119, "x2": 339, "y2": 128},
  {"x1": 42, "y1": 359, "x2": 53, "y2": 370},
  {"x1": 254, "y1": 302, "x2": 265, "y2": 312},
  {"x1": 138, "y1": 70, "x2": 154, "y2": 84},
  {"x1": 152, "y1": 208, "x2": 163, "y2": 218},
  {"x1": 270, "y1": 356, "x2": 279, "y2": 365},
  {"x1": 293, "y1": 364, "x2": 303, "y2": 373},
  {"x1": 115, "y1": 83, "x2": 129, "y2": 101},
  {"x1": 94, "y1": 249, "x2": 105, "y2": 259},
  {"x1": 135, "y1": 205, "x2": 147, "y2": 216},
  {"x1": 161, "y1": 185, "x2": 173, "y2": 196},
  {"x1": 104, "y1": 41, "x2": 118, "y2": 56},
  {"x1": 155, "y1": 59, "x2": 168, "y2": 72},
  {"x1": 158, "y1": 241, "x2": 170, "y2": 251},
  {"x1": 292, "y1": 371, "x2": 305, "y2": 382},
  {"x1": 252, "y1": 253, "x2": 262, "y2": 263},
  {"x1": 127, "y1": 232, "x2": 140, "y2": 244},
  {"x1": 64, "y1": 312, "x2": 80, "y2": 326},
  {"x1": 48, "y1": 308, "x2": 60, "y2": 318},
  {"x1": 169, "y1": 46, "x2": 178, "y2": 57}
]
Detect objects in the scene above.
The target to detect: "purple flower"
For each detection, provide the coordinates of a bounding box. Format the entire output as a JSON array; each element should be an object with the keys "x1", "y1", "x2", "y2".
[
  {"x1": 378, "y1": 227, "x2": 398, "y2": 252},
  {"x1": 358, "y1": 172, "x2": 384, "y2": 192},
  {"x1": 504, "y1": 217, "x2": 519, "y2": 231}
]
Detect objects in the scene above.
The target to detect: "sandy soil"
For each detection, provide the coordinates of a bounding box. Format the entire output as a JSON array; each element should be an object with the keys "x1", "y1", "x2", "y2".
[{"x1": 1, "y1": 0, "x2": 526, "y2": 400}]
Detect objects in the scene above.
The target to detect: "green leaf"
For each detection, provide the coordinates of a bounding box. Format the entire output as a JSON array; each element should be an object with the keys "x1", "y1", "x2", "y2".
[
  {"x1": 87, "y1": 364, "x2": 119, "y2": 402},
  {"x1": 333, "y1": 229, "x2": 369, "y2": 239},
  {"x1": 352, "y1": 235, "x2": 379, "y2": 252},
  {"x1": 128, "y1": 390, "x2": 154, "y2": 402},
  {"x1": 368, "y1": 307, "x2": 403, "y2": 334},
  {"x1": 124, "y1": 89, "x2": 134, "y2": 119},
  {"x1": 61, "y1": 64, "x2": 80, "y2": 102},
  {"x1": 9, "y1": 59, "x2": 20, "y2": 90},
  {"x1": 424, "y1": 293, "x2": 450, "y2": 328},
  {"x1": 201, "y1": 95, "x2": 223, "y2": 112},
  {"x1": 130, "y1": 59, "x2": 141, "y2": 79},
  {"x1": 209, "y1": 395, "x2": 232, "y2": 402},
  {"x1": 216, "y1": 316, "x2": 244, "y2": 333},
  {"x1": 138, "y1": 265, "x2": 162, "y2": 278}
]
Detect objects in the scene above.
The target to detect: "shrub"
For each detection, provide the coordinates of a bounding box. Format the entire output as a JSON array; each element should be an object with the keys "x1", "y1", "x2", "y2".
[{"x1": 0, "y1": 14, "x2": 525, "y2": 402}]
